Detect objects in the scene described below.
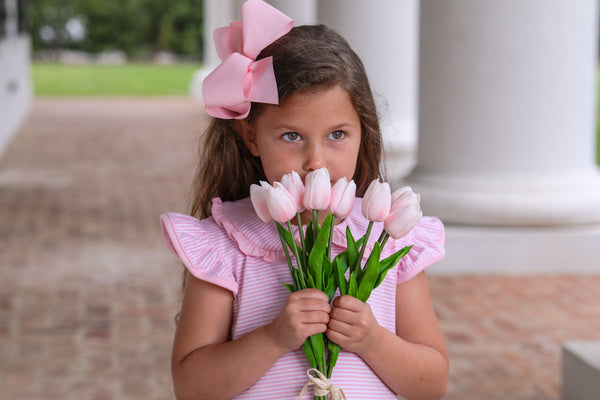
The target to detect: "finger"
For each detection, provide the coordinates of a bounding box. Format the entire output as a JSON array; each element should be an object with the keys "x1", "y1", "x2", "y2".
[
  {"x1": 332, "y1": 295, "x2": 363, "y2": 311},
  {"x1": 295, "y1": 288, "x2": 330, "y2": 301},
  {"x1": 327, "y1": 317, "x2": 352, "y2": 335},
  {"x1": 329, "y1": 306, "x2": 356, "y2": 325},
  {"x1": 325, "y1": 325, "x2": 351, "y2": 346},
  {"x1": 300, "y1": 310, "x2": 330, "y2": 325}
]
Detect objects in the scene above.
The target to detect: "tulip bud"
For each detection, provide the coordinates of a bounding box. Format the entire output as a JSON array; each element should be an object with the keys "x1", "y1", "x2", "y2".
[
  {"x1": 390, "y1": 186, "x2": 420, "y2": 211},
  {"x1": 329, "y1": 177, "x2": 356, "y2": 220},
  {"x1": 280, "y1": 171, "x2": 305, "y2": 213},
  {"x1": 267, "y1": 184, "x2": 298, "y2": 223},
  {"x1": 361, "y1": 179, "x2": 391, "y2": 222},
  {"x1": 303, "y1": 167, "x2": 331, "y2": 211},
  {"x1": 384, "y1": 187, "x2": 422, "y2": 239},
  {"x1": 384, "y1": 204, "x2": 422, "y2": 239},
  {"x1": 250, "y1": 181, "x2": 273, "y2": 223}
]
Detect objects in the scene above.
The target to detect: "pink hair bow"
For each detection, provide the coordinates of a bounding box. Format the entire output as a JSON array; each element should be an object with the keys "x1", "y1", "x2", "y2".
[{"x1": 202, "y1": 0, "x2": 293, "y2": 120}]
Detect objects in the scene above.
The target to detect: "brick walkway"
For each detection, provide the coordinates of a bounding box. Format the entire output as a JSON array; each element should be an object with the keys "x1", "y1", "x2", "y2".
[{"x1": 1, "y1": 98, "x2": 599, "y2": 400}]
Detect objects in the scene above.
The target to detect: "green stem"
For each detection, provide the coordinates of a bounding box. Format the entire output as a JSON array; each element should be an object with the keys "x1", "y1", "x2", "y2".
[
  {"x1": 379, "y1": 231, "x2": 390, "y2": 250},
  {"x1": 326, "y1": 212, "x2": 334, "y2": 261},
  {"x1": 376, "y1": 230, "x2": 387, "y2": 244},
  {"x1": 287, "y1": 221, "x2": 307, "y2": 288},
  {"x1": 277, "y1": 230, "x2": 298, "y2": 290},
  {"x1": 312, "y1": 209, "x2": 319, "y2": 238},
  {"x1": 355, "y1": 221, "x2": 374, "y2": 275},
  {"x1": 297, "y1": 213, "x2": 307, "y2": 268}
]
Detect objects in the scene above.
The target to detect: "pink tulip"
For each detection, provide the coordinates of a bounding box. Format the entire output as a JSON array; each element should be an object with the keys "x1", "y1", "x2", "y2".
[
  {"x1": 390, "y1": 186, "x2": 420, "y2": 211},
  {"x1": 279, "y1": 171, "x2": 305, "y2": 213},
  {"x1": 303, "y1": 168, "x2": 331, "y2": 211},
  {"x1": 361, "y1": 179, "x2": 391, "y2": 222},
  {"x1": 250, "y1": 181, "x2": 273, "y2": 223},
  {"x1": 329, "y1": 177, "x2": 356, "y2": 220},
  {"x1": 384, "y1": 187, "x2": 422, "y2": 239},
  {"x1": 267, "y1": 184, "x2": 298, "y2": 223}
]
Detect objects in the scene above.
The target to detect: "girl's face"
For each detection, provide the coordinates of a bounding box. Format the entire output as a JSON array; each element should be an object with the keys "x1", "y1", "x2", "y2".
[{"x1": 240, "y1": 86, "x2": 362, "y2": 186}]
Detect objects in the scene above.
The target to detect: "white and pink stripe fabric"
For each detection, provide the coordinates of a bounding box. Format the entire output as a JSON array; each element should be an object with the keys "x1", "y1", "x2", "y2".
[{"x1": 160, "y1": 196, "x2": 445, "y2": 399}]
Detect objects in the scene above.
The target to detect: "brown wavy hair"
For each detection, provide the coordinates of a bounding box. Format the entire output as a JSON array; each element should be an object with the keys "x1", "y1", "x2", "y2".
[{"x1": 189, "y1": 25, "x2": 382, "y2": 219}]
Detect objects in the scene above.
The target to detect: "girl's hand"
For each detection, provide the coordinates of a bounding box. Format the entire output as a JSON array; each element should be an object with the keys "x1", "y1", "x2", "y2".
[
  {"x1": 326, "y1": 295, "x2": 380, "y2": 356},
  {"x1": 267, "y1": 289, "x2": 331, "y2": 353}
]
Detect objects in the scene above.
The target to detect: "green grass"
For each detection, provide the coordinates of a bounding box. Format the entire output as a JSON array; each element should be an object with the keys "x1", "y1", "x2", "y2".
[{"x1": 31, "y1": 63, "x2": 201, "y2": 96}]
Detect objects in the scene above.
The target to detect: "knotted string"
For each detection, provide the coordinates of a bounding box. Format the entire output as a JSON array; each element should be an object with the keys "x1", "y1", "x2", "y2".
[{"x1": 298, "y1": 368, "x2": 347, "y2": 400}]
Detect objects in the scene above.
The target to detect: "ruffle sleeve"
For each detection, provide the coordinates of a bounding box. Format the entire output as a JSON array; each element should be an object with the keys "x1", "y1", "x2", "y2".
[
  {"x1": 392, "y1": 216, "x2": 445, "y2": 284},
  {"x1": 160, "y1": 212, "x2": 239, "y2": 295}
]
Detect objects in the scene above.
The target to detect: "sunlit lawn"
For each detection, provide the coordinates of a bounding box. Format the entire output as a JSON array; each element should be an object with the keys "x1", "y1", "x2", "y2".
[{"x1": 32, "y1": 62, "x2": 200, "y2": 96}]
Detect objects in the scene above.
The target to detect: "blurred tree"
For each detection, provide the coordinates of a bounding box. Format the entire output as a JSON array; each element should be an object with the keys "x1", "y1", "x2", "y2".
[
  {"x1": 159, "y1": 0, "x2": 203, "y2": 56},
  {"x1": 26, "y1": 0, "x2": 203, "y2": 58},
  {"x1": 27, "y1": 0, "x2": 76, "y2": 52}
]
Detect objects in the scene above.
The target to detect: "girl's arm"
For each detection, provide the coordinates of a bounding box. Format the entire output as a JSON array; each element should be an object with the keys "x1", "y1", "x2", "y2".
[
  {"x1": 327, "y1": 271, "x2": 448, "y2": 400},
  {"x1": 172, "y1": 275, "x2": 331, "y2": 400}
]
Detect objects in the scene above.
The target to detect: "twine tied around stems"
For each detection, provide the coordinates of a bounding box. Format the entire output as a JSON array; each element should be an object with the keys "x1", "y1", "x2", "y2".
[{"x1": 298, "y1": 368, "x2": 347, "y2": 400}]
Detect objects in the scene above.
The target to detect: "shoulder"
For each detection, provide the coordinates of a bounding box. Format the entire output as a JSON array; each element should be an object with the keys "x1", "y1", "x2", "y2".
[{"x1": 161, "y1": 197, "x2": 286, "y2": 264}]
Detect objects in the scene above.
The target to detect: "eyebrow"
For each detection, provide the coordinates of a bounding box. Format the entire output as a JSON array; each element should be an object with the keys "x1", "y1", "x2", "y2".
[{"x1": 271, "y1": 122, "x2": 357, "y2": 132}]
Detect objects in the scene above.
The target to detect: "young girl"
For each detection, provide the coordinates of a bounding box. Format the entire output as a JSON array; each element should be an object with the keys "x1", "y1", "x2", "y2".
[{"x1": 160, "y1": 1, "x2": 448, "y2": 399}]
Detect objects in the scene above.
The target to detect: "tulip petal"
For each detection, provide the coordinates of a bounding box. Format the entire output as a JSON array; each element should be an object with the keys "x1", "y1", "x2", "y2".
[
  {"x1": 303, "y1": 168, "x2": 331, "y2": 211},
  {"x1": 362, "y1": 180, "x2": 391, "y2": 222},
  {"x1": 250, "y1": 181, "x2": 273, "y2": 223},
  {"x1": 267, "y1": 185, "x2": 297, "y2": 223}
]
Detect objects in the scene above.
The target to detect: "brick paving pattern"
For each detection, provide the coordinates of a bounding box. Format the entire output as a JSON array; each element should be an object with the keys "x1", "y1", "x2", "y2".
[{"x1": 1, "y1": 98, "x2": 599, "y2": 400}]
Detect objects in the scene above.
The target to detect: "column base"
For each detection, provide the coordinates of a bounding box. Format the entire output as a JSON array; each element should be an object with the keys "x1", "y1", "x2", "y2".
[
  {"x1": 562, "y1": 341, "x2": 600, "y2": 400},
  {"x1": 405, "y1": 167, "x2": 600, "y2": 226},
  {"x1": 427, "y1": 223, "x2": 600, "y2": 274}
]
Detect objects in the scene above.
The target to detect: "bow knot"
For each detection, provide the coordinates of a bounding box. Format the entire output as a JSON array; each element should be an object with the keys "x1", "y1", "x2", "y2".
[
  {"x1": 202, "y1": 0, "x2": 293, "y2": 119},
  {"x1": 298, "y1": 368, "x2": 347, "y2": 400}
]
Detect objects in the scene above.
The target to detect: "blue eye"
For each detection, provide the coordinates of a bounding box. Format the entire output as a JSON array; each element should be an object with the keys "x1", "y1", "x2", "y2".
[
  {"x1": 282, "y1": 132, "x2": 301, "y2": 142},
  {"x1": 329, "y1": 130, "x2": 345, "y2": 140}
]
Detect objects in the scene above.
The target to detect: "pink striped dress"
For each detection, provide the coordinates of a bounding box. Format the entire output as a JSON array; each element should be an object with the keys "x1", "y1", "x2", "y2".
[{"x1": 160, "y1": 196, "x2": 445, "y2": 399}]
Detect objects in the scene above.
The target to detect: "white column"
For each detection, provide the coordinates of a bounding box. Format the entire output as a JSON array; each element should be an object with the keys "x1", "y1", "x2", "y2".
[
  {"x1": 408, "y1": 0, "x2": 600, "y2": 227},
  {"x1": 266, "y1": 0, "x2": 316, "y2": 26},
  {"x1": 190, "y1": 0, "x2": 234, "y2": 99},
  {"x1": 317, "y1": 0, "x2": 419, "y2": 186},
  {"x1": 0, "y1": 0, "x2": 32, "y2": 158}
]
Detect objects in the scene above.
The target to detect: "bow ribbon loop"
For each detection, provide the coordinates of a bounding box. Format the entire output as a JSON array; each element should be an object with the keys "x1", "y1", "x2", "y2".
[
  {"x1": 298, "y1": 368, "x2": 347, "y2": 400},
  {"x1": 202, "y1": 0, "x2": 293, "y2": 120}
]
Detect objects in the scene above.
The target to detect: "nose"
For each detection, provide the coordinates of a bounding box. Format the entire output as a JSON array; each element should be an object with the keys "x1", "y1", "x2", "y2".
[{"x1": 302, "y1": 142, "x2": 325, "y2": 172}]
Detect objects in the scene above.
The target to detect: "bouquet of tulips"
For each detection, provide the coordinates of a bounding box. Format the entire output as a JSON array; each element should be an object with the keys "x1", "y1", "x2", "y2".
[{"x1": 250, "y1": 168, "x2": 422, "y2": 400}]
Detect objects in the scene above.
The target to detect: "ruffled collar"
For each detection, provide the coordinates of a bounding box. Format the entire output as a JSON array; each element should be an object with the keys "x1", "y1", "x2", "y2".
[{"x1": 211, "y1": 196, "x2": 394, "y2": 262}]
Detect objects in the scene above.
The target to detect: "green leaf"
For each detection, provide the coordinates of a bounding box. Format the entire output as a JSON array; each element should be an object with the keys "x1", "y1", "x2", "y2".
[
  {"x1": 324, "y1": 272, "x2": 337, "y2": 302},
  {"x1": 291, "y1": 267, "x2": 303, "y2": 290},
  {"x1": 276, "y1": 222, "x2": 295, "y2": 251},
  {"x1": 304, "y1": 219, "x2": 315, "y2": 253},
  {"x1": 356, "y1": 241, "x2": 381, "y2": 302},
  {"x1": 308, "y1": 214, "x2": 333, "y2": 290},
  {"x1": 346, "y1": 226, "x2": 358, "y2": 269},
  {"x1": 333, "y1": 255, "x2": 348, "y2": 295},
  {"x1": 282, "y1": 282, "x2": 295, "y2": 292},
  {"x1": 348, "y1": 270, "x2": 357, "y2": 297},
  {"x1": 306, "y1": 270, "x2": 316, "y2": 289},
  {"x1": 327, "y1": 341, "x2": 341, "y2": 378},
  {"x1": 303, "y1": 341, "x2": 317, "y2": 369},
  {"x1": 374, "y1": 245, "x2": 413, "y2": 289},
  {"x1": 309, "y1": 333, "x2": 326, "y2": 371},
  {"x1": 322, "y1": 252, "x2": 332, "y2": 281}
]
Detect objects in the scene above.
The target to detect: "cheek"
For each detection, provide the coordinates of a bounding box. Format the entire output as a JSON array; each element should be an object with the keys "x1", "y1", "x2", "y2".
[{"x1": 260, "y1": 155, "x2": 291, "y2": 184}]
